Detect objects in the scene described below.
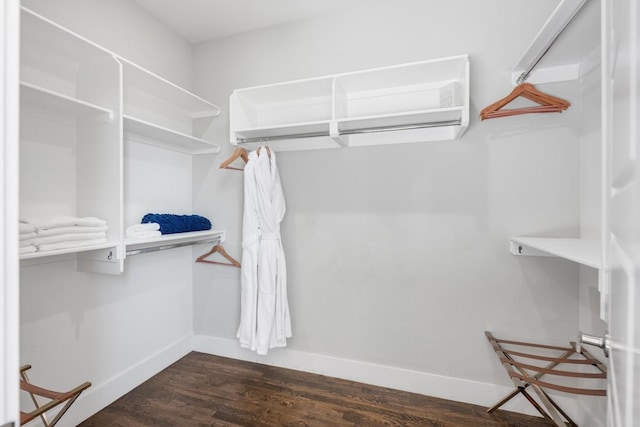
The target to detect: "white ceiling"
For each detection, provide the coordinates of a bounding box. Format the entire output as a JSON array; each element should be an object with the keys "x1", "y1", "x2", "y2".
[{"x1": 133, "y1": 0, "x2": 369, "y2": 44}]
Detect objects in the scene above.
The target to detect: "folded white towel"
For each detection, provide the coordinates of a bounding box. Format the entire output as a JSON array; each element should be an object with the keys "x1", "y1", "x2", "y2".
[
  {"x1": 126, "y1": 230, "x2": 161, "y2": 239},
  {"x1": 20, "y1": 232, "x2": 36, "y2": 241},
  {"x1": 37, "y1": 238, "x2": 108, "y2": 252},
  {"x1": 35, "y1": 216, "x2": 107, "y2": 231},
  {"x1": 37, "y1": 224, "x2": 108, "y2": 236},
  {"x1": 19, "y1": 222, "x2": 35, "y2": 234},
  {"x1": 19, "y1": 245, "x2": 37, "y2": 254},
  {"x1": 126, "y1": 223, "x2": 160, "y2": 233},
  {"x1": 20, "y1": 238, "x2": 35, "y2": 247},
  {"x1": 35, "y1": 231, "x2": 107, "y2": 246}
]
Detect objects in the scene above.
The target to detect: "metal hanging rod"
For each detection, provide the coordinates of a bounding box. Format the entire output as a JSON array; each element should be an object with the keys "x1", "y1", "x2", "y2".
[
  {"x1": 126, "y1": 236, "x2": 221, "y2": 257},
  {"x1": 515, "y1": 0, "x2": 591, "y2": 85},
  {"x1": 236, "y1": 119, "x2": 462, "y2": 144},
  {"x1": 237, "y1": 130, "x2": 329, "y2": 144},
  {"x1": 341, "y1": 120, "x2": 461, "y2": 135}
]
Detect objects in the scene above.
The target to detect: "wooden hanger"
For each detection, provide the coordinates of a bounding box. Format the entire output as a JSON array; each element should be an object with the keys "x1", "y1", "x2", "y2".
[
  {"x1": 257, "y1": 145, "x2": 271, "y2": 158},
  {"x1": 196, "y1": 244, "x2": 241, "y2": 267},
  {"x1": 480, "y1": 83, "x2": 570, "y2": 120},
  {"x1": 219, "y1": 147, "x2": 248, "y2": 171}
]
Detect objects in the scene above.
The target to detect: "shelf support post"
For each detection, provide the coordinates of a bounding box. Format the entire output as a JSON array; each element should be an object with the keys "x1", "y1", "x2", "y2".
[{"x1": 329, "y1": 121, "x2": 349, "y2": 147}]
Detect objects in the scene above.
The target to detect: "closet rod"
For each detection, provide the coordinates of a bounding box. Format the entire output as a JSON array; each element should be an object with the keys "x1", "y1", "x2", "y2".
[
  {"x1": 237, "y1": 130, "x2": 330, "y2": 144},
  {"x1": 514, "y1": 0, "x2": 591, "y2": 84},
  {"x1": 236, "y1": 119, "x2": 462, "y2": 144},
  {"x1": 126, "y1": 236, "x2": 222, "y2": 257},
  {"x1": 342, "y1": 120, "x2": 462, "y2": 135}
]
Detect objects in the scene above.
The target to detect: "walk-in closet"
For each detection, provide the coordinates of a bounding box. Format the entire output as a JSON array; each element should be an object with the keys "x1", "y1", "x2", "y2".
[{"x1": 1, "y1": 0, "x2": 638, "y2": 426}]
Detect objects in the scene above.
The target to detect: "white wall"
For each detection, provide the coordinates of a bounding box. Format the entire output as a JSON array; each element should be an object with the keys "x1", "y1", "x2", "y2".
[
  {"x1": 192, "y1": 0, "x2": 584, "y2": 409},
  {"x1": 18, "y1": 1, "x2": 197, "y2": 425}
]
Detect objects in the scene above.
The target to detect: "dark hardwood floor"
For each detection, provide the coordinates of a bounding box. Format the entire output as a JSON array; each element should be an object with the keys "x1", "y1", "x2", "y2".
[{"x1": 80, "y1": 352, "x2": 550, "y2": 427}]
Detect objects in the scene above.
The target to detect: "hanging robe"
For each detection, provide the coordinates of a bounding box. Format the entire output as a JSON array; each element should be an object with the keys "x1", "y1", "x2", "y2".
[{"x1": 237, "y1": 149, "x2": 291, "y2": 355}]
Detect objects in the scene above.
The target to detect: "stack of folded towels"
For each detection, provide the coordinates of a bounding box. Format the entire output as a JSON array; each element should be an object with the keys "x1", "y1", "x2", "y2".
[
  {"x1": 31, "y1": 216, "x2": 108, "y2": 252},
  {"x1": 126, "y1": 222, "x2": 161, "y2": 239},
  {"x1": 19, "y1": 221, "x2": 37, "y2": 254}
]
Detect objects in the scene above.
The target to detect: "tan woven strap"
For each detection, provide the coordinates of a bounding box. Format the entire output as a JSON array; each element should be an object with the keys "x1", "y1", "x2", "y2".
[{"x1": 509, "y1": 372, "x2": 606, "y2": 396}]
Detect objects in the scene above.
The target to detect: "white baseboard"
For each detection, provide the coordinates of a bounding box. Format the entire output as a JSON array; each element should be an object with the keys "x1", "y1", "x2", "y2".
[
  {"x1": 191, "y1": 334, "x2": 582, "y2": 420},
  {"x1": 60, "y1": 335, "x2": 193, "y2": 427}
]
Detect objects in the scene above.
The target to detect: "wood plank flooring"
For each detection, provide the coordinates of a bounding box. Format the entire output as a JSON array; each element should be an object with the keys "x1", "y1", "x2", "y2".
[{"x1": 80, "y1": 352, "x2": 550, "y2": 427}]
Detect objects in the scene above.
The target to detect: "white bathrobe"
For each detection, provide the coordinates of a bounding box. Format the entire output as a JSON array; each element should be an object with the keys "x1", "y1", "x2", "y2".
[{"x1": 237, "y1": 149, "x2": 291, "y2": 355}]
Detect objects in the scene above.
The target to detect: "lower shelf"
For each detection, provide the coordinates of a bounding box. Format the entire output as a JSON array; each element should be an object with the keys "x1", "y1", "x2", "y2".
[
  {"x1": 125, "y1": 229, "x2": 226, "y2": 257},
  {"x1": 20, "y1": 241, "x2": 118, "y2": 261},
  {"x1": 124, "y1": 115, "x2": 221, "y2": 155},
  {"x1": 20, "y1": 81, "x2": 114, "y2": 121},
  {"x1": 19, "y1": 230, "x2": 228, "y2": 272},
  {"x1": 509, "y1": 237, "x2": 601, "y2": 269},
  {"x1": 232, "y1": 112, "x2": 468, "y2": 152},
  {"x1": 233, "y1": 121, "x2": 332, "y2": 143}
]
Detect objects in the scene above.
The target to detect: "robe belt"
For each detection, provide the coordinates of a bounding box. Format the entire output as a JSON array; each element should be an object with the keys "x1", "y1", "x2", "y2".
[{"x1": 242, "y1": 232, "x2": 279, "y2": 248}]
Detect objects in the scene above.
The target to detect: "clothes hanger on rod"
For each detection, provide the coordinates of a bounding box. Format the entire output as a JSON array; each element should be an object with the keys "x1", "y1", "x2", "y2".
[
  {"x1": 256, "y1": 143, "x2": 271, "y2": 158},
  {"x1": 480, "y1": 83, "x2": 570, "y2": 120},
  {"x1": 195, "y1": 244, "x2": 241, "y2": 267},
  {"x1": 219, "y1": 147, "x2": 249, "y2": 171}
]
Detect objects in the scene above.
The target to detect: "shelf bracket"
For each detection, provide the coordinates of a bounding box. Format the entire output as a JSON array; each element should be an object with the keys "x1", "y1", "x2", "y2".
[
  {"x1": 78, "y1": 246, "x2": 124, "y2": 275},
  {"x1": 509, "y1": 240, "x2": 555, "y2": 257}
]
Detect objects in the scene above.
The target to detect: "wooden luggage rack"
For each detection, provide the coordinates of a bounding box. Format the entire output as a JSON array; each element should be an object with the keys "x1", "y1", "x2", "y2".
[
  {"x1": 485, "y1": 331, "x2": 606, "y2": 427},
  {"x1": 20, "y1": 364, "x2": 91, "y2": 426}
]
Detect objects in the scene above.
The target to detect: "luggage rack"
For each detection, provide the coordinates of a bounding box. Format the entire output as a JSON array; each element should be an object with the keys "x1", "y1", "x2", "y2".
[
  {"x1": 20, "y1": 364, "x2": 91, "y2": 426},
  {"x1": 485, "y1": 331, "x2": 606, "y2": 427}
]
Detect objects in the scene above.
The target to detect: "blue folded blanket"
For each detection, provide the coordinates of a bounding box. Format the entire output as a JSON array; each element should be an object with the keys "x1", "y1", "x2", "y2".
[{"x1": 141, "y1": 213, "x2": 212, "y2": 235}]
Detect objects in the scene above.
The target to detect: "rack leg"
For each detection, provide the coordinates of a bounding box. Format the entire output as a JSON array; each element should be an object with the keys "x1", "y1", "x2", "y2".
[
  {"x1": 528, "y1": 384, "x2": 568, "y2": 427},
  {"x1": 487, "y1": 389, "x2": 520, "y2": 413}
]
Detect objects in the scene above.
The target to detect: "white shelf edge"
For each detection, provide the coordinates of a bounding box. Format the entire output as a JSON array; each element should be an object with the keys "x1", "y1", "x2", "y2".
[
  {"x1": 124, "y1": 115, "x2": 221, "y2": 155},
  {"x1": 335, "y1": 106, "x2": 465, "y2": 124},
  {"x1": 21, "y1": 6, "x2": 113, "y2": 58},
  {"x1": 125, "y1": 229, "x2": 226, "y2": 250},
  {"x1": 20, "y1": 241, "x2": 118, "y2": 261},
  {"x1": 233, "y1": 54, "x2": 469, "y2": 92},
  {"x1": 509, "y1": 236, "x2": 601, "y2": 269},
  {"x1": 235, "y1": 137, "x2": 343, "y2": 152},
  {"x1": 119, "y1": 58, "x2": 221, "y2": 118},
  {"x1": 234, "y1": 120, "x2": 332, "y2": 135},
  {"x1": 20, "y1": 81, "x2": 114, "y2": 120}
]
